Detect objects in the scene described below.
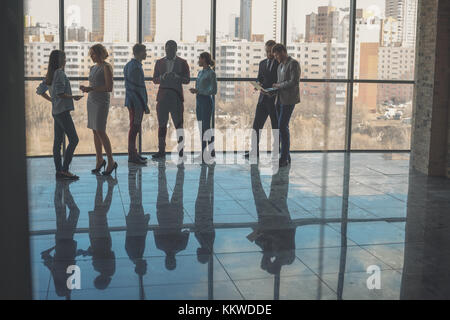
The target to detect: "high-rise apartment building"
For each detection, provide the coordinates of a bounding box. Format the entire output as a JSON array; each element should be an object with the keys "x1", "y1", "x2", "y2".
[
  {"x1": 92, "y1": 0, "x2": 104, "y2": 41},
  {"x1": 306, "y1": 6, "x2": 340, "y2": 42},
  {"x1": 385, "y1": 0, "x2": 417, "y2": 47},
  {"x1": 104, "y1": 0, "x2": 129, "y2": 42},
  {"x1": 239, "y1": 0, "x2": 252, "y2": 41},
  {"x1": 142, "y1": 0, "x2": 156, "y2": 42}
]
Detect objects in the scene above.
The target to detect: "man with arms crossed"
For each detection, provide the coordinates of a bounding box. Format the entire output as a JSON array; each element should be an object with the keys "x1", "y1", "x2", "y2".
[{"x1": 152, "y1": 40, "x2": 190, "y2": 161}]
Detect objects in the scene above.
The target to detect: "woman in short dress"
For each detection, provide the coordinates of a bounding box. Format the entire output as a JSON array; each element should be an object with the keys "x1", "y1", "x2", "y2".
[{"x1": 80, "y1": 44, "x2": 117, "y2": 176}]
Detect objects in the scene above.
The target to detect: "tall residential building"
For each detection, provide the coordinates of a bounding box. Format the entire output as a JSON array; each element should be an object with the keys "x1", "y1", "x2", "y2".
[
  {"x1": 104, "y1": 0, "x2": 129, "y2": 42},
  {"x1": 306, "y1": 6, "x2": 340, "y2": 42},
  {"x1": 272, "y1": 0, "x2": 278, "y2": 40},
  {"x1": 239, "y1": 0, "x2": 252, "y2": 41},
  {"x1": 92, "y1": 0, "x2": 104, "y2": 41},
  {"x1": 385, "y1": 0, "x2": 417, "y2": 47},
  {"x1": 142, "y1": 0, "x2": 156, "y2": 42}
]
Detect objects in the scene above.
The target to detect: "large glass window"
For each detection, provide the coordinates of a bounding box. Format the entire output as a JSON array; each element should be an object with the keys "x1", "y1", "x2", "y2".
[
  {"x1": 24, "y1": 0, "x2": 417, "y2": 156},
  {"x1": 24, "y1": 0, "x2": 60, "y2": 79},
  {"x1": 351, "y1": 83, "x2": 413, "y2": 150},
  {"x1": 355, "y1": 0, "x2": 417, "y2": 80},
  {"x1": 216, "y1": 0, "x2": 282, "y2": 79},
  {"x1": 287, "y1": 0, "x2": 350, "y2": 80},
  {"x1": 142, "y1": 0, "x2": 211, "y2": 77}
]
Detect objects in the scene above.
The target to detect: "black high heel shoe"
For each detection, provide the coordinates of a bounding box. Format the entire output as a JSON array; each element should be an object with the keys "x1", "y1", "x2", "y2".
[
  {"x1": 102, "y1": 161, "x2": 118, "y2": 176},
  {"x1": 92, "y1": 159, "x2": 106, "y2": 174}
]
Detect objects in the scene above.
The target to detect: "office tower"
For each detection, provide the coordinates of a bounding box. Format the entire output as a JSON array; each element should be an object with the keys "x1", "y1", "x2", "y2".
[
  {"x1": 92, "y1": 0, "x2": 104, "y2": 41},
  {"x1": 229, "y1": 14, "x2": 239, "y2": 38},
  {"x1": 104, "y1": 0, "x2": 129, "y2": 42},
  {"x1": 239, "y1": 0, "x2": 252, "y2": 41},
  {"x1": 385, "y1": 0, "x2": 417, "y2": 47},
  {"x1": 143, "y1": 0, "x2": 156, "y2": 42}
]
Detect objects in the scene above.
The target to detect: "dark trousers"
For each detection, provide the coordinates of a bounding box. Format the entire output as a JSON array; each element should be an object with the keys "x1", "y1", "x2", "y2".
[
  {"x1": 156, "y1": 92, "x2": 184, "y2": 155},
  {"x1": 128, "y1": 106, "x2": 144, "y2": 156},
  {"x1": 251, "y1": 97, "x2": 278, "y2": 156},
  {"x1": 53, "y1": 111, "x2": 79, "y2": 172},
  {"x1": 196, "y1": 94, "x2": 214, "y2": 152},
  {"x1": 276, "y1": 103, "x2": 295, "y2": 163}
]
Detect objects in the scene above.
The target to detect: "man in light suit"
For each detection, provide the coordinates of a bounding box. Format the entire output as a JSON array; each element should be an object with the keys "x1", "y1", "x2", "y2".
[
  {"x1": 152, "y1": 40, "x2": 190, "y2": 160},
  {"x1": 272, "y1": 44, "x2": 301, "y2": 167}
]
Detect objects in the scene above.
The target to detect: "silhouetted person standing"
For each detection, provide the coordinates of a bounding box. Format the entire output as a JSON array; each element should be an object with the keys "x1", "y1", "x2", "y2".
[
  {"x1": 244, "y1": 40, "x2": 279, "y2": 160},
  {"x1": 36, "y1": 50, "x2": 82, "y2": 180},
  {"x1": 41, "y1": 180, "x2": 80, "y2": 300},
  {"x1": 154, "y1": 162, "x2": 188, "y2": 270},
  {"x1": 124, "y1": 44, "x2": 150, "y2": 165},
  {"x1": 152, "y1": 40, "x2": 190, "y2": 161},
  {"x1": 272, "y1": 44, "x2": 301, "y2": 167}
]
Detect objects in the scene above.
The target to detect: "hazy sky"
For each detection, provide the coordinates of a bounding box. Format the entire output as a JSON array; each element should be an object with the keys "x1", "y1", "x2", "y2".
[{"x1": 25, "y1": 0, "x2": 386, "y2": 42}]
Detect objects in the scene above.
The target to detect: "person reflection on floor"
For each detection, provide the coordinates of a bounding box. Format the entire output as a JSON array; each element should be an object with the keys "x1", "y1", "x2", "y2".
[
  {"x1": 41, "y1": 180, "x2": 80, "y2": 300},
  {"x1": 78, "y1": 175, "x2": 117, "y2": 290},
  {"x1": 154, "y1": 162, "x2": 188, "y2": 270},
  {"x1": 194, "y1": 164, "x2": 215, "y2": 264},
  {"x1": 248, "y1": 164, "x2": 296, "y2": 276},
  {"x1": 125, "y1": 166, "x2": 150, "y2": 299}
]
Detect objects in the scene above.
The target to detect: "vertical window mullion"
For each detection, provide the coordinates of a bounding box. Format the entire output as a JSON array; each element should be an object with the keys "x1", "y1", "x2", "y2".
[
  {"x1": 281, "y1": 0, "x2": 287, "y2": 45},
  {"x1": 345, "y1": 0, "x2": 357, "y2": 151},
  {"x1": 138, "y1": 0, "x2": 143, "y2": 153}
]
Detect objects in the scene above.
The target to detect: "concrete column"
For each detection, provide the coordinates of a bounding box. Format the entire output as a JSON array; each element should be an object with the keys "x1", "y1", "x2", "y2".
[
  {"x1": 0, "y1": 0, "x2": 32, "y2": 299},
  {"x1": 411, "y1": 0, "x2": 450, "y2": 177}
]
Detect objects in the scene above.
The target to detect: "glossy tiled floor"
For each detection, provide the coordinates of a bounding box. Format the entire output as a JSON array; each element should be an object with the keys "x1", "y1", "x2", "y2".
[{"x1": 27, "y1": 153, "x2": 450, "y2": 300}]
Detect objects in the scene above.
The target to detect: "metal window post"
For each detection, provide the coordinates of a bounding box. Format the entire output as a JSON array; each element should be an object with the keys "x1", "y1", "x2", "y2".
[
  {"x1": 59, "y1": 0, "x2": 66, "y2": 153},
  {"x1": 281, "y1": 0, "x2": 287, "y2": 45},
  {"x1": 345, "y1": 0, "x2": 357, "y2": 151},
  {"x1": 138, "y1": 0, "x2": 143, "y2": 154},
  {"x1": 211, "y1": 0, "x2": 217, "y2": 132}
]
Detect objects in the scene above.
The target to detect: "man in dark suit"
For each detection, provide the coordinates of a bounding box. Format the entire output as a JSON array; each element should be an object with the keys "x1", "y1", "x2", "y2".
[
  {"x1": 244, "y1": 40, "x2": 279, "y2": 160},
  {"x1": 152, "y1": 40, "x2": 190, "y2": 160}
]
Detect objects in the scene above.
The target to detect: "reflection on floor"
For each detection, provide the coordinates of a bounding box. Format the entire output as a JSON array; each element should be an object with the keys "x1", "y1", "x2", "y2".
[{"x1": 28, "y1": 153, "x2": 450, "y2": 300}]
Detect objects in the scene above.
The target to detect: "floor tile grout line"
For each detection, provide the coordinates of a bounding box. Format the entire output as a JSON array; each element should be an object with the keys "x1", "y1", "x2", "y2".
[{"x1": 213, "y1": 253, "x2": 246, "y2": 300}]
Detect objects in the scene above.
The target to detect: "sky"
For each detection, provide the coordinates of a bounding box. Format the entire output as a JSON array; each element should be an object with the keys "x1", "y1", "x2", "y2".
[{"x1": 25, "y1": 0, "x2": 386, "y2": 42}]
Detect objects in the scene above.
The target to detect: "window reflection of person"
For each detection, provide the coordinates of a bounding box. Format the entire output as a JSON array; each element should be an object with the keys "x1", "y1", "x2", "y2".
[
  {"x1": 248, "y1": 165, "x2": 296, "y2": 275},
  {"x1": 78, "y1": 175, "x2": 117, "y2": 290},
  {"x1": 154, "y1": 162, "x2": 188, "y2": 270},
  {"x1": 125, "y1": 166, "x2": 150, "y2": 299},
  {"x1": 41, "y1": 180, "x2": 80, "y2": 300},
  {"x1": 194, "y1": 164, "x2": 215, "y2": 264}
]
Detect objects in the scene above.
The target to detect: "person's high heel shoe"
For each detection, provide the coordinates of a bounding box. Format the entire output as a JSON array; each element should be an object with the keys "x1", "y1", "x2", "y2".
[
  {"x1": 92, "y1": 159, "x2": 106, "y2": 174},
  {"x1": 102, "y1": 161, "x2": 118, "y2": 176}
]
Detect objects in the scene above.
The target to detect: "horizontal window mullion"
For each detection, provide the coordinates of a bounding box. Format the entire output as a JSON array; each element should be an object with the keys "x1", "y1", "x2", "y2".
[{"x1": 25, "y1": 77, "x2": 415, "y2": 85}]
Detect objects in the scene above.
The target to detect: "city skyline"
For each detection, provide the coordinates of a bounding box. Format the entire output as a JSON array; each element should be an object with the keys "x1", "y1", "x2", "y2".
[{"x1": 24, "y1": 0, "x2": 386, "y2": 43}]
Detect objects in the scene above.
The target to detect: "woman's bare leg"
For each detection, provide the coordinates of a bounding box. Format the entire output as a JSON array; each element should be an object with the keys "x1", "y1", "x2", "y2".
[
  {"x1": 96, "y1": 130, "x2": 115, "y2": 170},
  {"x1": 93, "y1": 130, "x2": 104, "y2": 165}
]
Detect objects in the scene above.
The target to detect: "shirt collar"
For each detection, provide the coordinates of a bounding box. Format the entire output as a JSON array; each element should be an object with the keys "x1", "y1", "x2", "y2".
[
  {"x1": 132, "y1": 58, "x2": 142, "y2": 65},
  {"x1": 165, "y1": 56, "x2": 176, "y2": 61}
]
